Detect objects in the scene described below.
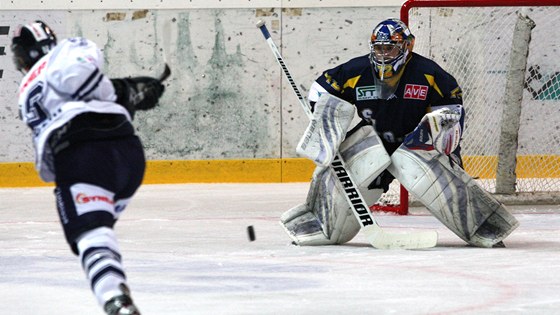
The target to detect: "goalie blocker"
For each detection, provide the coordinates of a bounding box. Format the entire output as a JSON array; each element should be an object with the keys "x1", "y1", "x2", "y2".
[{"x1": 296, "y1": 92, "x2": 356, "y2": 167}]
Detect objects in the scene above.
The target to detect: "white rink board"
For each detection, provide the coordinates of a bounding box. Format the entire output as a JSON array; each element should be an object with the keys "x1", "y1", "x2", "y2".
[
  {"x1": 1, "y1": 183, "x2": 560, "y2": 314},
  {"x1": 2, "y1": 4, "x2": 558, "y2": 165},
  {"x1": 1, "y1": 0, "x2": 406, "y2": 10},
  {"x1": 0, "y1": 6, "x2": 401, "y2": 163}
]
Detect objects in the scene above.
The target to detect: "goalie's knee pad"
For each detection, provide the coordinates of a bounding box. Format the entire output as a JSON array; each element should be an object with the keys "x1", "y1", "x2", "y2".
[
  {"x1": 388, "y1": 147, "x2": 519, "y2": 247},
  {"x1": 281, "y1": 125, "x2": 389, "y2": 245}
]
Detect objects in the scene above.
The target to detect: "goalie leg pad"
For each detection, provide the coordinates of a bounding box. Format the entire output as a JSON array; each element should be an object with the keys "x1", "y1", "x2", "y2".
[
  {"x1": 388, "y1": 147, "x2": 519, "y2": 247},
  {"x1": 281, "y1": 167, "x2": 361, "y2": 245},
  {"x1": 465, "y1": 185, "x2": 519, "y2": 247},
  {"x1": 339, "y1": 124, "x2": 391, "y2": 186},
  {"x1": 280, "y1": 203, "x2": 331, "y2": 246},
  {"x1": 296, "y1": 93, "x2": 356, "y2": 167},
  {"x1": 281, "y1": 125, "x2": 390, "y2": 245}
]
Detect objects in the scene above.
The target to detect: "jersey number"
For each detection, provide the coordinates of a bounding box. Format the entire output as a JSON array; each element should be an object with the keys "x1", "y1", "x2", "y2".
[{"x1": 23, "y1": 82, "x2": 48, "y2": 132}]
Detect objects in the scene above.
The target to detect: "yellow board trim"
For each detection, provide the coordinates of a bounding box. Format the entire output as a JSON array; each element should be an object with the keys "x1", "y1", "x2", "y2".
[
  {"x1": 0, "y1": 158, "x2": 316, "y2": 187},
  {"x1": 0, "y1": 155, "x2": 558, "y2": 187},
  {"x1": 464, "y1": 155, "x2": 560, "y2": 179},
  {"x1": 143, "y1": 158, "x2": 315, "y2": 184}
]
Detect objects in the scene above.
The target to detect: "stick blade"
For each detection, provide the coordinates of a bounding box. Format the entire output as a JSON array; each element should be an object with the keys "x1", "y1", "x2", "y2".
[
  {"x1": 363, "y1": 225, "x2": 438, "y2": 249},
  {"x1": 159, "y1": 63, "x2": 171, "y2": 82}
]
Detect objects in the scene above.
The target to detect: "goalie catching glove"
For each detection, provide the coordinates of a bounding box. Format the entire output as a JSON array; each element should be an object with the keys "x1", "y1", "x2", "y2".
[
  {"x1": 426, "y1": 106, "x2": 462, "y2": 155},
  {"x1": 111, "y1": 76, "x2": 165, "y2": 118}
]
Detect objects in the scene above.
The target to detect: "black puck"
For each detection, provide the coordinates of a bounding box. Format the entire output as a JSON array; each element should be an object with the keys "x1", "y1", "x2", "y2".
[{"x1": 247, "y1": 225, "x2": 256, "y2": 241}]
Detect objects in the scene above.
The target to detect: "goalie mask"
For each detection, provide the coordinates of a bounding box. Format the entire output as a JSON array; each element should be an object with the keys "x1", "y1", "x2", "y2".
[
  {"x1": 369, "y1": 18, "x2": 414, "y2": 81},
  {"x1": 11, "y1": 21, "x2": 57, "y2": 74}
]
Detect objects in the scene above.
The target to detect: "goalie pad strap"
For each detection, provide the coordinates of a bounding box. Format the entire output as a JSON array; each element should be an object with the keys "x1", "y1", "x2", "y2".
[{"x1": 296, "y1": 93, "x2": 356, "y2": 167}]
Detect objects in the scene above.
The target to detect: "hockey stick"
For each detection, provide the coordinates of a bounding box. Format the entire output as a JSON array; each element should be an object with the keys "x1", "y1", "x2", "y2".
[
  {"x1": 158, "y1": 19, "x2": 172, "y2": 83},
  {"x1": 257, "y1": 20, "x2": 438, "y2": 249},
  {"x1": 159, "y1": 63, "x2": 171, "y2": 82}
]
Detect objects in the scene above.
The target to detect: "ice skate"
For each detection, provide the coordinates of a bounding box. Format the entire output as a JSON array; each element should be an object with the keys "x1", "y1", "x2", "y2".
[{"x1": 104, "y1": 284, "x2": 141, "y2": 315}]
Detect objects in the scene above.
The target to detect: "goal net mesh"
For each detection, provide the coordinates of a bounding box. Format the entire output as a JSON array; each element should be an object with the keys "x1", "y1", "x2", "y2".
[{"x1": 376, "y1": 1, "x2": 560, "y2": 212}]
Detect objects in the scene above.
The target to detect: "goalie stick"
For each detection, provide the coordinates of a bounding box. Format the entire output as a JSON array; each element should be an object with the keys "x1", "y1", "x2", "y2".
[{"x1": 256, "y1": 20, "x2": 438, "y2": 249}]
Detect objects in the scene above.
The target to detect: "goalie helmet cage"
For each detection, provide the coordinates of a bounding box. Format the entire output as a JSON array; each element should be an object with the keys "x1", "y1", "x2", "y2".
[{"x1": 373, "y1": 0, "x2": 560, "y2": 215}]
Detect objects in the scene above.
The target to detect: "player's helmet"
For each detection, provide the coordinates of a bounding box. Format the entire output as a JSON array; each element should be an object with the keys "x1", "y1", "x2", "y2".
[
  {"x1": 369, "y1": 18, "x2": 414, "y2": 80},
  {"x1": 11, "y1": 21, "x2": 57, "y2": 73}
]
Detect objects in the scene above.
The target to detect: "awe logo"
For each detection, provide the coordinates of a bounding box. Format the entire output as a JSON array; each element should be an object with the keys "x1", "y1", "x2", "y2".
[{"x1": 404, "y1": 84, "x2": 428, "y2": 100}]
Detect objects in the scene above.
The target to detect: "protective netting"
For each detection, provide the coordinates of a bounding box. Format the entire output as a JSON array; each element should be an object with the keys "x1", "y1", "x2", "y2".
[{"x1": 376, "y1": 3, "x2": 560, "y2": 211}]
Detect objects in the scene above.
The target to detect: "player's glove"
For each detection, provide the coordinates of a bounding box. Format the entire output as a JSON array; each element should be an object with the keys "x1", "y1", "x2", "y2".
[{"x1": 111, "y1": 76, "x2": 165, "y2": 117}]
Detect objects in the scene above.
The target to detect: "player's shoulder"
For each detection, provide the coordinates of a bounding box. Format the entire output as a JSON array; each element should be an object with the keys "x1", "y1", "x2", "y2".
[
  {"x1": 58, "y1": 37, "x2": 98, "y2": 52},
  {"x1": 45, "y1": 37, "x2": 101, "y2": 84},
  {"x1": 48, "y1": 37, "x2": 99, "y2": 65},
  {"x1": 338, "y1": 54, "x2": 371, "y2": 73}
]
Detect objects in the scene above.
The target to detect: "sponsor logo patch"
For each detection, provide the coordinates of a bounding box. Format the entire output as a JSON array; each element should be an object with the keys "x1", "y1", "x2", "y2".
[
  {"x1": 75, "y1": 193, "x2": 114, "y2": 205},
  {"x1": 403, "y1": 84, "x2": 428, "y2": 100},
  {"x1": 70, "y1": 183, "x2": 116, "y2": 217},
  {"x1": 356, "y1": 85, "x2": 378, "y2": 101}
]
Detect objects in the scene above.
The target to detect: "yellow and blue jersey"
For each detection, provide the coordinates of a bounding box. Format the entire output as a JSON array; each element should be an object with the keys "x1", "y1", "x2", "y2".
[{"x1": 314, "y1": 52, "x2": 463, "y2": 153}]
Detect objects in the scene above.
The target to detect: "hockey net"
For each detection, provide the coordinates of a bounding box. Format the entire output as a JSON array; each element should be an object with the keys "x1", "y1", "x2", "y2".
[{"x1": 373, "y1": 0, "x2": 560, "y2": 215}]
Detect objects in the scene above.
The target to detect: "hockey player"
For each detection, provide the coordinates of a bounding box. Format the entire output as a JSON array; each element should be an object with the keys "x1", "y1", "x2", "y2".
[
  {"x1": 281, "y1": 18, "x2": 518, "y2": 247},
  {"x1": 11, "y1": 21, "x2": 166, "y2": 314}
]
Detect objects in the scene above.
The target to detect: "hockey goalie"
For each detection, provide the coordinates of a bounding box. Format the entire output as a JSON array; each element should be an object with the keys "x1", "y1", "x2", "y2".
[{"x1": 280, "y1": 18, "x2": 519, "y2": 248}]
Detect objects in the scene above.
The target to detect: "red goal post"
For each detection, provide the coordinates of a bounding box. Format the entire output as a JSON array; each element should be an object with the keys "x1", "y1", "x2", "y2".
[{"x1": 372, "y1": 0, "x2": 560, "y2": 215}]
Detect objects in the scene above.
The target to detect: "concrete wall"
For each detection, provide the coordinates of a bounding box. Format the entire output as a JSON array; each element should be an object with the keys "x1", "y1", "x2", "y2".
[{"x1": 0, "y1": 2, "x2": 402, "y2": 164}]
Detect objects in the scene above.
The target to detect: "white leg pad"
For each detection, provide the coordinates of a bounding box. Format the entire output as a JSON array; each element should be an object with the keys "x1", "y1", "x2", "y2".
[
  {"x1": 388, "y1": 147, "x2": 519, "y2": 247},
  {"x1": 281, "y1": 125, "x2": 390, "y2": 245}
]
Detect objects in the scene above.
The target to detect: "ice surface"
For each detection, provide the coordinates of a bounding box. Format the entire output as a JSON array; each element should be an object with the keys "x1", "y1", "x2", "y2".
[{"x1": 1, "y1": 183, "x2": 560, "y2": 315}]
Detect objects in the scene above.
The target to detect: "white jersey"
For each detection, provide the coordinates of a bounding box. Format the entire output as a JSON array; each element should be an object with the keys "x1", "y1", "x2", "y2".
[{"x1": 17, "y1": 37, "x2": 131, "y2": 182}]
